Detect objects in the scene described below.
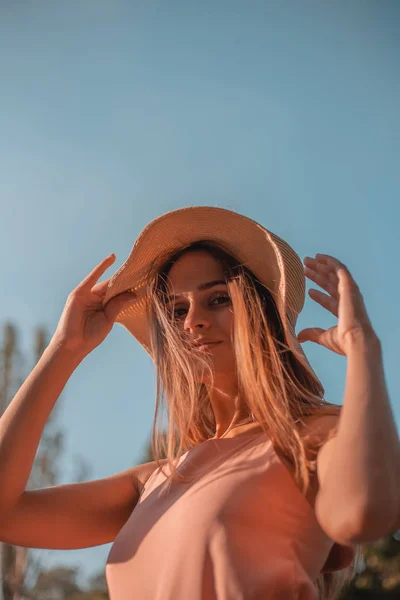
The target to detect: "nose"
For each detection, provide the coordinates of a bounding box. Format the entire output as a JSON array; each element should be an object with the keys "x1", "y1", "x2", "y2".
[{"x1": 183, "y1": 303, "x2": 211, "y2": 333}]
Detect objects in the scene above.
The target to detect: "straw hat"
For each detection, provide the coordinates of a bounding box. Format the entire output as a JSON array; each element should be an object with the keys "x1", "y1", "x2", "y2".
[{"x1": 102, "y1": 206, "x2": 320, "y2": 385}]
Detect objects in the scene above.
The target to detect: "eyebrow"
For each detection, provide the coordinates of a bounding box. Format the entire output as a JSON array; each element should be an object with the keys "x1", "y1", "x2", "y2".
[{"x1": 165, "y1": 279, "x2": 227, "y2": 302}]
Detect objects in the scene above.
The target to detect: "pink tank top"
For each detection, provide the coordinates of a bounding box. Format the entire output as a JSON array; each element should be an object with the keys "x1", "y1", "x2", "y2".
[{"x1": 106, "y1": 431, "x2": 354, "y2": 599}]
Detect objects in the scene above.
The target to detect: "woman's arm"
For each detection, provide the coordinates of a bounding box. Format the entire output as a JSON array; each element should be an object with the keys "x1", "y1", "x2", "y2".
[
  {"x1": 0, "y1": 340, "x2": 85, "y2": 512},
  {"x1": 316, "y1": 333, "x2": 400, "y2": 544}
]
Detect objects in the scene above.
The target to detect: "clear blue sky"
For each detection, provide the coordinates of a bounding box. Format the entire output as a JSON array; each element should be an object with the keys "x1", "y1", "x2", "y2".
[{"x1": 1, "y1": 0, "x2": 399, "y2": 588}]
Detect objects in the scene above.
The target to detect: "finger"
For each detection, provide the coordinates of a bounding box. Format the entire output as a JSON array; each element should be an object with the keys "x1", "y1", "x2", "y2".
[
  {"x1": 76, "y1": 255, "x2": 116, "y2": 292},
  {"x1": 91, "y1": 278, "x2": 112, "y2": 296},
  {"x1": 304, "y1": 257, "x2": 339, "y2": 291},
  {"x1": 317, "y1": 257, "x2": 363, "y2": 302},
  {"x1": 297, "y1": 327, "x2": 325, "y2": 344},
  {"x1": 315, "y1": 253, "x2": 345, "y2": 268},
  {"x1": 337, "y1": 268, "x2": 372, "y2": 330},
  {"x1": 309, "y1": 288, "x2": 339, "y2": 317},
  {"x1": 304, "y1": 257, "x2": 332, "y2": 274},
  {"x1": 305, "y1": 268, "x2": 339, "y2": 300},
  {"x1": 315, "y1": 254, "x2": 351, "y2": 278},
  {"x1": 104, "y1": 291, "x2": 137, "y2": 323}
]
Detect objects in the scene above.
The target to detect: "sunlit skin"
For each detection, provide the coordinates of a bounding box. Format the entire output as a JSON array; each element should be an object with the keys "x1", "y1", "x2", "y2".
[{"x1": 166, "y1": 250, "x2": 262, "y2": 439}]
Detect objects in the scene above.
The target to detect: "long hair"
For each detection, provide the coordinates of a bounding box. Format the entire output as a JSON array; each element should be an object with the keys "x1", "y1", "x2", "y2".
[{"x1": 146, "y1": 239, "x2": 362, "y2": 599}]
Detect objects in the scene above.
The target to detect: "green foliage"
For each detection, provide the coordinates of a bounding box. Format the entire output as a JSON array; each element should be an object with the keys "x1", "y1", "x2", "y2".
[{"x1": 340, "y1": 532, "x2": 400, "y2": 598}]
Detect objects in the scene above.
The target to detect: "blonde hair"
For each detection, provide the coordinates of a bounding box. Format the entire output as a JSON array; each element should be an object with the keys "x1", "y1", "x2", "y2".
[{"x1": 146, "y1": 239, "x2": 361, "y2": 599}]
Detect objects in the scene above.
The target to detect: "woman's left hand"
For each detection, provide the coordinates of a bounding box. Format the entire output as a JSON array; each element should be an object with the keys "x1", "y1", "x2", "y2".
[{"x1": 296, "y1": 254, "x2": 379, "y2": 356}]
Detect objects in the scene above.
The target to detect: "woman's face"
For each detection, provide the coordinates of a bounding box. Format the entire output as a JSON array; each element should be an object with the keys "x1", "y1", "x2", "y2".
[{"x1": 165, "y1": 250, "x2": 237, "y2": 377}]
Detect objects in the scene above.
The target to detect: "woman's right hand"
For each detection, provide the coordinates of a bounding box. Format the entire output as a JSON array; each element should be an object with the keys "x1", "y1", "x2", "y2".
[{"x1": 51, "y1": 254, "x2": 136, "y2": 357}]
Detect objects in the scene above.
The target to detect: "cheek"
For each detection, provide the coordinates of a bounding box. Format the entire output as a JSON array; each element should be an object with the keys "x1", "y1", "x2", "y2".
[{"x1": 218, "y1": 308, "x2": 234, "y2": 337}]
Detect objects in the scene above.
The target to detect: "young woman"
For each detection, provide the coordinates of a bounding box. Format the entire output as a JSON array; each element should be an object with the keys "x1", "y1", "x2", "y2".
[{"x1": 0, "y1": 206, "x2": 398, "y2": 599}]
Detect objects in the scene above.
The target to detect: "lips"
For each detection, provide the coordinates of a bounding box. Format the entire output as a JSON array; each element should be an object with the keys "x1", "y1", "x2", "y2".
[
  {"x1": 193, "y1": 341, "x2": 222, "y2": 351},
  {"x1": 192, "y1": 338, "x2": 220, "y2": 346}
]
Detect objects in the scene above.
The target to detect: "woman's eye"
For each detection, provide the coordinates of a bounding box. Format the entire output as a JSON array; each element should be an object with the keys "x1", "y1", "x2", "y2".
[
  {"x1": 211, "y1": 294, "x2": 230, "y2": 305},
  {"x1": 172, "y1": 295, "x2": 230, "y2": 319},
  {"x1": 173, "y1": 308, "x2": 186, "y2": 318}
]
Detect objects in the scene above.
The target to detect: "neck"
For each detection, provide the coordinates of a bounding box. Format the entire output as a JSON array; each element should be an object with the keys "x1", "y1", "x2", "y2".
[{"x1": 205, "y1": 376, "x2": 253, "y2": 438}]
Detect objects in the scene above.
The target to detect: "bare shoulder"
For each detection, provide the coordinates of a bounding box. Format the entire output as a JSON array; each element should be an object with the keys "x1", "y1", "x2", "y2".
[
  {"x1": 289, "y1": 405, "x2": 342, "y2": 506},
  {"x1": 297, "y1": 404, "x2": 342, "y2": 445},
  {"x1": 132, "y1": 458, "x2": 169, "y2": 495}
]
